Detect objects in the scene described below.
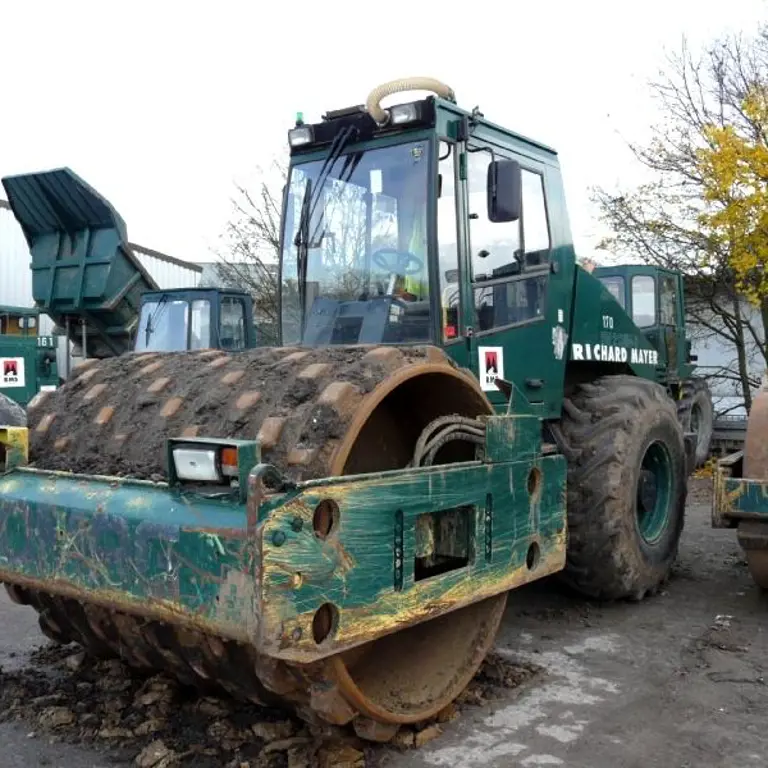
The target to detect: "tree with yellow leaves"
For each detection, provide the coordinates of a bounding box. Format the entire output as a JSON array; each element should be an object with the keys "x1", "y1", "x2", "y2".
[
  {"x1": 593, "y1": 33, "x2": 768, "y2": 413},
  {"x1": 697, "y1": 87, "x2": 768, "y2": 327}
]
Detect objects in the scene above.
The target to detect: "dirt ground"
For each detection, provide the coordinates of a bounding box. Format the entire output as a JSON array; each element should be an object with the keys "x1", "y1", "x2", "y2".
[{"x1": 0, "y1": 477, "x2": 766, "y2": 768}]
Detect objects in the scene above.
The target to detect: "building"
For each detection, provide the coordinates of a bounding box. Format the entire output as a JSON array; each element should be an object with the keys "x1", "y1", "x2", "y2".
[{"x1": 684, "y1": 281, "x2": 765, "y2": 416}]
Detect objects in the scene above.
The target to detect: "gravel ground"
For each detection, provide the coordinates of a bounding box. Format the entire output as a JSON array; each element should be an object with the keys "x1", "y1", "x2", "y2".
[{"x1": 1, "y1": 478, "x2": 766, "y2": 768}]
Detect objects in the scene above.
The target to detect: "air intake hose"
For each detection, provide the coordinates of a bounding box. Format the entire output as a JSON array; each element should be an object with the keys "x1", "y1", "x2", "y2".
[{"x1": 365, "y1": 77, "x2": 456, "y2": 125}]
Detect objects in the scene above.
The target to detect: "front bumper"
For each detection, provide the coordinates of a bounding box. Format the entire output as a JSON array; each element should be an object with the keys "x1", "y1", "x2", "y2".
[{"x1": 0, "y1": 416, "x2": 567, "y2": 664}]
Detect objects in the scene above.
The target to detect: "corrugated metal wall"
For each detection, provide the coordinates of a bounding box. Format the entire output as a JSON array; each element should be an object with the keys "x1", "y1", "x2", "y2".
[
  {"x1": 0, "y1": 202, "x2": 39, "y2": 311},
  {"x1": 1, "y1": 198, "x2": 202, "y2": 376},
  {"x1": 131, "y1": 244, "x2": 201, "y2": 290}
]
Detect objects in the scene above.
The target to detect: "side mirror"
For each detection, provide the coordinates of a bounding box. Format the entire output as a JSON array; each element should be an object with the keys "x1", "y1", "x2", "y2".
[{"x1": 487, "y1": 159, "x2": 522, "y2": 223}]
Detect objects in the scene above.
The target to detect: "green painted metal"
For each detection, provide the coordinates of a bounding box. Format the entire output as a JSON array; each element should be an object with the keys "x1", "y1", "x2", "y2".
[
  {"x1": 592, "y1": 265, "x2": 695, "y2": 383},
  {"x1": 568, "y1": 267, "x2": 662, "y2": 378},
  {"x1": 0, "y1": 414, "x2": 565, "y2": 661},
  {"x1": 1, "y1": 168, "x2": 160, "y2": 359},
  {"x1": 1, "y1": 169, "x2": 262, "y2": 358},
  {"x1": 0, "y1": 332, "x2": 58, "y2": 407},
  {"x1": 0, "y1": 467, "x2": 255, "y2": 641}
]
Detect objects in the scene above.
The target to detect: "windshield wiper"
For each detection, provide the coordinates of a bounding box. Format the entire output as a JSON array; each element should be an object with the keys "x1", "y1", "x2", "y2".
[
  {"x1": 144, "y1": 293, "x2": 169, "y2": 346},
  {"x1": 295, "y1": 177, "x2": 312, "y2": 322},
  {"x1": 293, "y1": 125, "x2": 359, "y2": 332},
  {"x1": 294, "y1": 126, "x2": 355, "y2": 250}
]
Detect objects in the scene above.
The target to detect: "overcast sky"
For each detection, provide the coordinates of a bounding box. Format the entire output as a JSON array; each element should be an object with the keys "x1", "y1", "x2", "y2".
[{"x1": 1, "y1": 0, "x2": 765, "y2": 264}]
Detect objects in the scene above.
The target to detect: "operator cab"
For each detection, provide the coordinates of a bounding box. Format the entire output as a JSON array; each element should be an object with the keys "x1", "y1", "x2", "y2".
[
  {"x1": 593, "y1": 265, "x2": 694, "y2": 372},
  {"x1": 279, "y1": 99, "x2": 522, "y2": 347},
  {"x1": 593, "y1": 265, "x2": 683, "y2": 332},
  {"x1": 134, "y1": 288, "x2": 256, "y2": 353},
  {"x1": 0, "y1": 306, "x2": 39, "y2": 337}
]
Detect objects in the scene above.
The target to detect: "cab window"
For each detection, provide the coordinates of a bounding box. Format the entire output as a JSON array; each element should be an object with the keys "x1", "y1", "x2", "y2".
[
  {"x1": 467, "y1": 148, "x2": 550, "y2": 333},
  {"x1": 659, "y1": 275, "x2": 677, "y2": 326},
  {"x1": 219, "y1": 297, "x2": 246, "y2": 350},
  {"x1": 631, "y1": 276, "x2": 656, "y2": 328},
  {"x1": 599, "y1": 276, "x2": 625, "y2": 308}
]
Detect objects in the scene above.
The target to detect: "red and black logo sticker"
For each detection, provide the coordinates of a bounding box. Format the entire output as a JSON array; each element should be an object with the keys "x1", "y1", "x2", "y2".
[
  {"x1": 3, "y1": 360, "x2": 17, "y2": 377},
  {"x1": 484, "y1": 350, "x2": 498, "y2": 375}
]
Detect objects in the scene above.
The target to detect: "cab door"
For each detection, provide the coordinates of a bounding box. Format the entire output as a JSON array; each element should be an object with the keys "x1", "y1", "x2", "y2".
[{"x1": 460, "y1": 140, "x2": 557, "y2": 414}]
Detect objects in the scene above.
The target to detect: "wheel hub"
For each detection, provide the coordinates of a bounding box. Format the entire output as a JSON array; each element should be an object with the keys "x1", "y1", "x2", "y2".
[{"x1": 635, "y1": 440, "x2": 673, "y2": 544}]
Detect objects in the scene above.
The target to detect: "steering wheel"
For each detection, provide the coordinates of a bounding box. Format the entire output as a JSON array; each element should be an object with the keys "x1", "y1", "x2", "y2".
[{"x1": 372, "y1": 247, "x2": 424, "y2": 276}]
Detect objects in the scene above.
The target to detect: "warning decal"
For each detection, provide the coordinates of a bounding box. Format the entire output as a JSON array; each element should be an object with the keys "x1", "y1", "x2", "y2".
[
  {"x1": 0, "y1": 357, "x2": 25, "y2": 389},
  {"x1": 478, "y1": 346, "x2": 504, "y2": 392}
]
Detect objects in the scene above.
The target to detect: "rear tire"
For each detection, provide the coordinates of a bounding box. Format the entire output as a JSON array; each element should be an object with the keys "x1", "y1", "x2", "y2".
[
  {"x1": 558, "y1": 375, "x2": 687, "y2": 600},
  {"x1": 676, "y1": 377, "x2": 713, "y2": 467}
]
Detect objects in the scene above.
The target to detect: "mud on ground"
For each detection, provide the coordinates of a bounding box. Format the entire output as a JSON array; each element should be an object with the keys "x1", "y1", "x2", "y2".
[
  {"x1": 2, "y1": 478, "x2": 766, "y2": 768},
  {"x1": 0, "y1": 643, "x2": 541, "y2": 768}
]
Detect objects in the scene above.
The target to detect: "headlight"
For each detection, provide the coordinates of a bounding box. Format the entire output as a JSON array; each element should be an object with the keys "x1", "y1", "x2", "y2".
[
  {"x1": 389, "y1": 102, "x2": 420, "y2": 125},
  {"x1": 171, "y1": 443, "x2": 240, "y2": 484},
  {"x1": 172, "y1": 447, "x2": 219, "y2": 482},
  {"x1": 167, "y1": 437, "x2": 258, "y2": 501},
  {"x1": 288, "y1": 126, "x2": 313, "y2": 147}
]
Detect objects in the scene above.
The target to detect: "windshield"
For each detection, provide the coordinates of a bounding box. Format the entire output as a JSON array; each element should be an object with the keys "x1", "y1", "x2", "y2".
[
  {"x1": 134, "y1": 298, "x2": 211, "y2": 352},
  {"x1": 280, "y1": 139, "x2": 433, "y2": 346}
]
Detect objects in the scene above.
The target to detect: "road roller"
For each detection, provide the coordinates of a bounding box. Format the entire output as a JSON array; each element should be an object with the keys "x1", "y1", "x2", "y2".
[
  {"x1": 0, "y1": 78, "x2": 710, "y2": 741},
  {"x1": 712, "y1": 374, "x2": 768, "y2": 588}
]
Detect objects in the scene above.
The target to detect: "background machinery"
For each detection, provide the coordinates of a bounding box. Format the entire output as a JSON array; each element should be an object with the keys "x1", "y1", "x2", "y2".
[
  {"x1": 0, "y1": 78, "x2": 713, "y2": 742},
  {"x1": 0, "y1": 305, "x2": 58, "y2": 416},
  {"x1": 0, "y1": 168, "x2": 260, "y2": 426},
  {"x1": 590, "y1": 264, "x2": 714, "y2": 467}
]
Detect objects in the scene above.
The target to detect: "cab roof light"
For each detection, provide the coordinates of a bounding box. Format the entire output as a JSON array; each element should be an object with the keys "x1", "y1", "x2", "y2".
[
  {"x1": 389, "y1": 101, "x2": 421, "y2": 126},
  {"x1": 288, "y1": 125, "x2": 314, "y2": 148}
]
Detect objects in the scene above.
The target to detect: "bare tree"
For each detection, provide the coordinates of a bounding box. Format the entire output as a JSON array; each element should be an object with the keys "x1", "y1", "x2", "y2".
[
  {"x1": 592, "y1": 30, "x2": 768, "y2": 412},
  {"x1": 203, "y1": 159, "x2": 287, "y2": 346}
]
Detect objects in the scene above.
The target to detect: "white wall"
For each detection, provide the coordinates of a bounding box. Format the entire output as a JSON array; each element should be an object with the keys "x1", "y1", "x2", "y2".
[
  {"x1": 687, "y1": 297, "x2": 765, "y2": 416},
  {"x1": 0, "y1": 203, "x2": 55, "y2": 335}
]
